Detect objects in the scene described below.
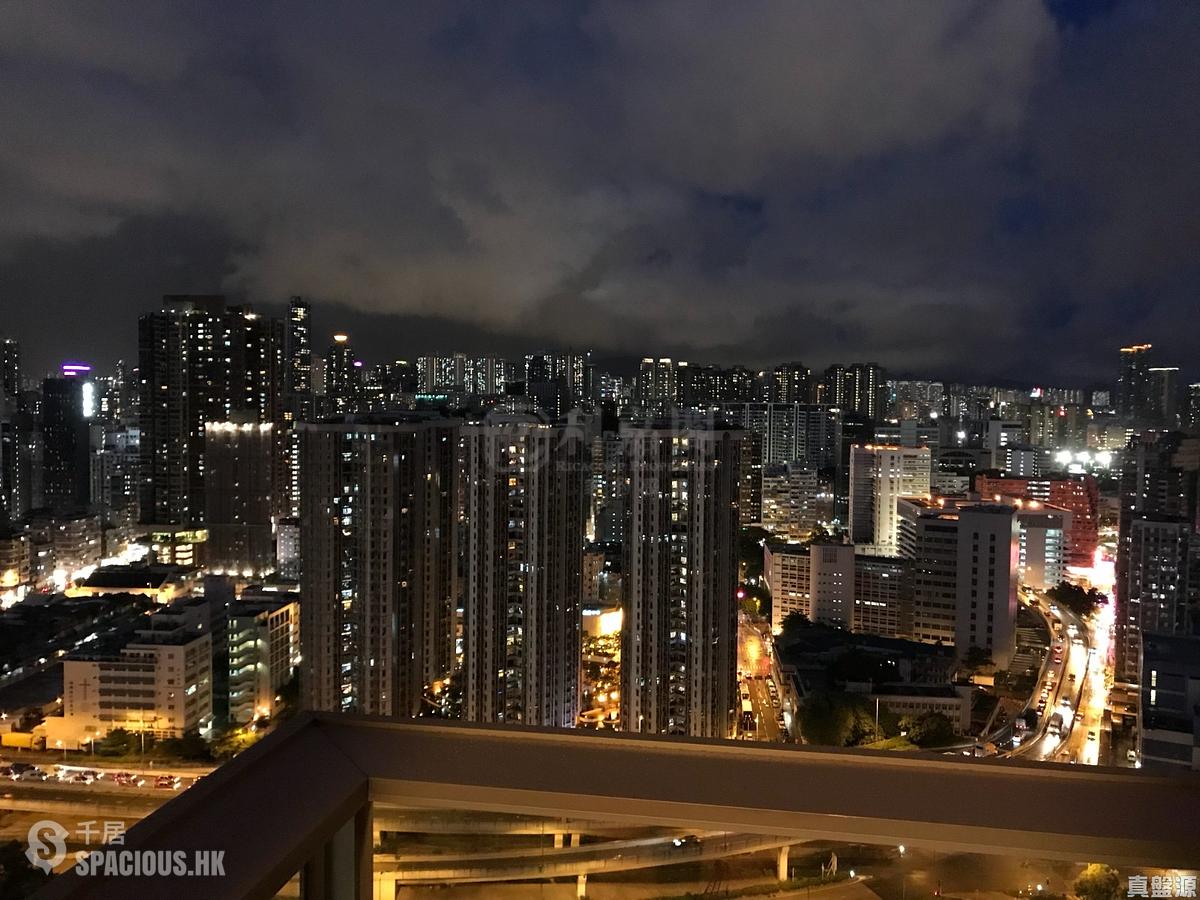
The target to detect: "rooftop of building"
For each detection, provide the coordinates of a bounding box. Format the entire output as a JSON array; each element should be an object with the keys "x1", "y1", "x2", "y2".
[
  {"x1": 305, "y1": 411, "x2": 463, "y2": 428},
  {"x1": 146, "y1": 594, "x2": 208, "y2": 615},
  {"x1": 126, "y1": 627, "x2": 209, "y2": 648},
  {"x1": 160, "y1": 294, "x2": 227, "y2": 314},
  {"x1": 900, "y1": 497, "x2": 1016, "y2": 518},
  {"x1": 459, "y1": 413, "x2": 590, "y2": 430},
  {"x1": 23, "y1": 508, "x2": 100, "y2": 526},
  {"x1": 81, "y1": 565, "x2": 187, "y2": 591},
  {"x1": 872, "y1": 682, "x2": 963, "y2": 699},
  {"x1": 125, "y1": 596, "x2": 210, "y2": 646},
  {"x1": 620, "y1": 416, "x2": 742, "y2": 433},
  {"x1": 776, "y1": 618, "x2": 955, "y2": 662},
  {"x1": 230, "y1": 593, "x2": 299, "y2": 617},
  {"x1": 766, "y1": 540, "x2": 908, "y2": 566},
  {"x1": 897, "y1": 497, "x2": 945, "y2": 512},
  {"x1": 63, "y1": 600, "x2": 208, "y2": 659}
]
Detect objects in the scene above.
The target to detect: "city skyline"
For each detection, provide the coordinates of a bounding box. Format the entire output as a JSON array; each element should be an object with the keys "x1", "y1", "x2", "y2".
[
  {"x1": 5, "y1": 318, "x2": 1196, "y2": 394},
  {"x1": 2, "y1": 4, "x2": 1200, "y2": 892}
]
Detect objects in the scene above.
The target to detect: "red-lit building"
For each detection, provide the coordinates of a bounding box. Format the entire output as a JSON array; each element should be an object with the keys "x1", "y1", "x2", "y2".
[{"x1": 974, "y1": 472, "x2": 1099, "y2": 566}]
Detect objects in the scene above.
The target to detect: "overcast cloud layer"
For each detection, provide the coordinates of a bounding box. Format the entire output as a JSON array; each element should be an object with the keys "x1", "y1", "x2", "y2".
[{"x1": 1, "y1": 1, "x2": 1197, "y2": 383}]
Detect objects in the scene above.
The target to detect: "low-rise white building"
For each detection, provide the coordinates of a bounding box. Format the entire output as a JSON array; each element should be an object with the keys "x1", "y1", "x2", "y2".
[
  {"x1": 870, "y1": 683, "x2": 974, "y2": 734},
  {"x1": 43, "y1": 597, "x2": 213, "y2": 749}
]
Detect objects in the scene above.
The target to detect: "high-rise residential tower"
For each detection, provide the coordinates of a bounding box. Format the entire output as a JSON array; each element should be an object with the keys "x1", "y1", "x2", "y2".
[
  {"x1": 286, "y1": 298, "x2": 312, "y2": 399},
  {"x1": 1116, "y1": 343, "x2": 1153, "y2": 422},
  {"x1": 325, "y1": 333, "x2": 363, "y2": 415},
  {"x1": 637, "y1": 358, "x2": 682, "y2": 411},
  {"x1": 204, "y1": 420, "x2": 276, "y2": 576},
  {"x1": 417, "y1": 353, "x2": 507, "y2": 396},
  {"x1": 137, "y1": 296, "x2": 284, "y2": 526},
  {"x1": 0, "y1": 414, "x2": 32, "y2": 524},
  {"x1": 41, "y1": 372, "x2": 92, "y2": 514},
  {"x1": 1148, "y1": 367, "x2": 1181, "y2": 428},
  {"x1": 589, "y1": 430, "x2": 626, "y2": 544},
  {"x1": 769, "y1": 363, "x2": 811, "y2": 404},
  {"x1": 300, "y1": 416, "x2": 460, "y2": 717},
  {"x1": 461, "y1": 417, "x2": 587, "y2": 728},
  {"x1": 818, "y1": 365, "x2": 848, "y2": 408},
  {"x1": 283, "y1": 297, "x2": 313, "y2": 517},
  {"x1": 1187, "y1": 383, "x2": 1200, "y2": 433},
  {"x1": 621, "y1": 422, "x2": 741, "y2": 739},
  {"x1": 0, "y1": 339, "x2": 28, "y2": 524},
  {"x1": 0, "y1": 339, "x2": 20, "y2": 404},
  {"x1": 846, "y1": 363, "x2": 886, "y2": 421},
  {"x1": 717, "y1": 402, "x2": 840, "y2": 470},
  {"x1": 1115, "y1": 432, "x2": 1200, "y2": 684}
]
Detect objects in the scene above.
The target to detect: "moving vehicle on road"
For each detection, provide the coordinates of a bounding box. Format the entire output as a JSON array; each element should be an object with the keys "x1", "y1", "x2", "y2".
[
  {"x1": 739, "y1": 699, "x2": 756, "y2": 735},
  {"x1": 9, "y1": 762, "x2": 49, "y2": 781},
  {"x1": 1047, "y1": 711, "x2": 1065, "y2": 737}
]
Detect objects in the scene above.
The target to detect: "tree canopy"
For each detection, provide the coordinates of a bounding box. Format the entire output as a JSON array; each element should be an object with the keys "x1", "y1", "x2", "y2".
[
  {"x1": 779, "y1": 611, "x2": 812, "y2": 646},
  {"x1": 961, "y1": 645, "x2": 995, "y2": 673},
  {"x1": 900, "y1": 711, "x2": 957, "y2": 748},
  {"x1": 797, "y1": 691, "x2": 887, "y2": 747},
  {"x1": 738, "y1": 526, "x2": 771, "y2": 580},
  {"x1": 1045, "y1": 581, "x2": 1106, "y2": 619},
  {"x1": 1074, "y1": 864, "x2": 1121, "y2": 900},
  {"x1": 96, "y1": 727, "x2": 141, "y2": 756}
]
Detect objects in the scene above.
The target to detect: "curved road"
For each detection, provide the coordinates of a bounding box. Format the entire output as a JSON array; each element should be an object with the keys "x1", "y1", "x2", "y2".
[
  {"x1": 1002, "y1": 592, "x2": 1086, "y2": 762},
  {"x1": 377, "y1": 831, "x2": 798, "y2": 885}
]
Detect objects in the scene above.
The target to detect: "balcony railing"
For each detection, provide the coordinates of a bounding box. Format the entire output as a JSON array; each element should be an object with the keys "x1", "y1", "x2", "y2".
[{"x1": 34, "y1": 711, "x2": 1200, "y2": 899}]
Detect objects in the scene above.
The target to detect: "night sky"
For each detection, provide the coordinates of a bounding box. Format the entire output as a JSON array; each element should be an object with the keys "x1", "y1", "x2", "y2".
[{"x1": 2, "y1": 1, "x2": 1197, "y2": 384}]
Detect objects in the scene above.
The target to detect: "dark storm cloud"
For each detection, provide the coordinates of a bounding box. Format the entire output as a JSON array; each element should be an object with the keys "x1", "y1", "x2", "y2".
[
  {"x1": 0, "y1": 0, "x2": 1197, "y2": 383},
  {"x1": 0, "y1": 215, "x2": 247, "y2": 370}
]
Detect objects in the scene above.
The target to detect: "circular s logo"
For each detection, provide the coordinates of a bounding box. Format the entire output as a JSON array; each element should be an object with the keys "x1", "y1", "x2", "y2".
[{"x1": 26, "y1": 819, "x2": 69, "y2": 873}]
